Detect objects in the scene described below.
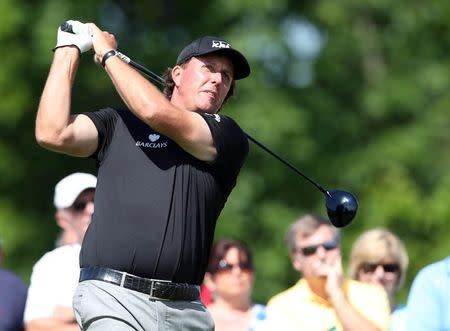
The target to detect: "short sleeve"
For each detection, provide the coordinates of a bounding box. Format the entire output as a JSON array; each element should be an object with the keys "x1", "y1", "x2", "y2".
[
  {"x1": 23, "y1": 246, "x2": 81, "y2": 322},
  {"x1": 200, "y1": 113, "x2": 249, "y2": 179},
  {"x1": 406, "y1": 260, "x2": 448, "y2": 331},
  {"x1": 24, "y1": 254, "x2": 58, "y2": 321},
  {"x1": 82, "y1": 107, "x2": 119, "y2": 162}
]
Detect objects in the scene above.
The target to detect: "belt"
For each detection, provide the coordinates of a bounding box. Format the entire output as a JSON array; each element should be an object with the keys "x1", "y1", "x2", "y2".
[{"x1": 79, "y1": 267, "x2": 200, "y2": 301}]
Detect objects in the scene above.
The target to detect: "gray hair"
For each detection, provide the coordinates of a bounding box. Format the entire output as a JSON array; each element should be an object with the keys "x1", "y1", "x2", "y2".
[{"x1": 285, "y1": 214, "x2": 341, "y2": 254}]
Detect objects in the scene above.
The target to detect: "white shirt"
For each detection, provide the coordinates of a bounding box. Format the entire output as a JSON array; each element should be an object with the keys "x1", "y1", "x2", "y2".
[{"x1": 24, "y1": 244, "x2": 81, "y2": 322}]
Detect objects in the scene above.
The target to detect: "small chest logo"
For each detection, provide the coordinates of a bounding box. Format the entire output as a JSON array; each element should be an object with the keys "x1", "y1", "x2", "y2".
[
  {"x1": 149, "y1": 134, "x2": 160, "y2": 142},
  {"x1": 136, "y1": 133, "x2": 168, "y2": 149}
]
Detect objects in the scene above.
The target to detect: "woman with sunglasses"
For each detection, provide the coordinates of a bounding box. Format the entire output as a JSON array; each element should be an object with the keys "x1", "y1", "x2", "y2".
[
  {"x1": 203, "y1": 239, "x2": 266, "y2": 331},
  {"x1": 349, "y1": 228, "x2": 409, "y2": 331}
]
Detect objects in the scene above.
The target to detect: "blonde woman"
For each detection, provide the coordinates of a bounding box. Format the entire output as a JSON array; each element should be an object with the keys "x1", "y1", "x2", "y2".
[{"x1": 349, "y1": 228, "x2": 409, "y2": 331}]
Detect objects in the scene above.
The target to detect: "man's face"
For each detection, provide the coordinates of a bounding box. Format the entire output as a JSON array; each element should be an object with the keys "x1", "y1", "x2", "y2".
[
  {"x1": 292, "y1": 225, "x2": 340, "y2": 279},
  {"x1": 57, "y1": 189, "x2": 95, "y2": 244},
  {"x1": 172, "y1": 54, "x2": 234, "y2": 113}
]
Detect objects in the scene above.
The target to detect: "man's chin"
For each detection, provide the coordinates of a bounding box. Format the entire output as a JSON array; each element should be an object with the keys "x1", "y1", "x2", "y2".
[
  {"x1": 196, "y1": 97, "x2": 221, "y2": 113},
  {"x1": 197, "y1": 104, "x2": 220, "y2": 114},
  {"x1": 311, "y1": 268, "x2": 330, "y2": 278}
]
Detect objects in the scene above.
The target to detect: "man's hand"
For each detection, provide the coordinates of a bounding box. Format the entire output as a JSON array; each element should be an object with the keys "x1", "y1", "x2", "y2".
[
  {"x1": 53, "y1": 305, "x2": 76, "y2": 322},
  {"x1": 323, "y1": 256, "x2": 384, "y2": 331},
  {"x1": 324, "y1": 255, "x2": 345, "y2": 300},
  {"x1": 54, "y1": 20, "x2": 92, "y2": 53},
  {"x1": 85, "y1": 23, "x2": 118, "y2": 65}
]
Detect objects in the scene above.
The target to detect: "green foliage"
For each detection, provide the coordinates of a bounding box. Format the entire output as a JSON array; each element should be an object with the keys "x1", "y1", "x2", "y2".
[{"x1": 0, "y1": 0, "x2": 448, "y2": 308}]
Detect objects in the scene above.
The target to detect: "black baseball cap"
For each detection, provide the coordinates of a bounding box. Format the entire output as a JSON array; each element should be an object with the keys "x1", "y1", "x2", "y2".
[{"x1": 176, "y1": 36, "x2": 250, "y2": 80}]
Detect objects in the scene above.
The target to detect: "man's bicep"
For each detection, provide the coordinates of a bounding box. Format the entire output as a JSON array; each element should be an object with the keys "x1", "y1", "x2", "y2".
[
  {"x1": 59, "y1": 114, "x2": 99, "y2": 157},
  {"x1": 165, "y1": 111, "x2": 217, "y2": 161}
]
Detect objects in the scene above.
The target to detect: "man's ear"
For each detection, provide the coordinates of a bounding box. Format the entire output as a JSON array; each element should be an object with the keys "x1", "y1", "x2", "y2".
[
  {"x1": 55, "y1": 210, "x2": 70, "y2": 230},
  {"x1": 171, "y1": 65, "x2": 182, "y2": 87},
  {"x1": 291, "y1": 253, "x2": 303, "y2": 273}
]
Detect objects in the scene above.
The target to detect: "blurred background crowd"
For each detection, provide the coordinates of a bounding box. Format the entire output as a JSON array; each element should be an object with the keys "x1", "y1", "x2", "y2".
[{"x1": 2, "y1": 187, "x2": 448, "y2": 330}]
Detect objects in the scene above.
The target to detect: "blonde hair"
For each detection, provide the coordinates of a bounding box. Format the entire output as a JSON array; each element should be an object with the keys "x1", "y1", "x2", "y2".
[{"x1": 349, "y1": 228, "x2": 409, "y2": 290}]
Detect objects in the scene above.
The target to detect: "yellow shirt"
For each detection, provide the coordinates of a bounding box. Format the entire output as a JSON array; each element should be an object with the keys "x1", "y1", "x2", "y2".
[{"x1": 265, "y1": 278, "x2": 390, "y2": 331}]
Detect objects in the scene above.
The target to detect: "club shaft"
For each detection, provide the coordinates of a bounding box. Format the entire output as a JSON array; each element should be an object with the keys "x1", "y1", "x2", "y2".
[
  {"x1": 115, "y1": 52, "x2": 329, "y2": 195},
  {"x1": 60, "y1": 22, "x2": 329, "y2": 196},
  {"x1": 245, "y1": 134, "x2": 328, "y2": 194},
  {"x1": 129, "y1": 60, "x2": 165, "y2": 85}
]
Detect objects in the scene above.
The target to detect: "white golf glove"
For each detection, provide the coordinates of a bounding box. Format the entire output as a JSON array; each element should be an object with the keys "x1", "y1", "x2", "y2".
[{"x1": 54, "y1": 20, "x2": 92, "y2": 53}]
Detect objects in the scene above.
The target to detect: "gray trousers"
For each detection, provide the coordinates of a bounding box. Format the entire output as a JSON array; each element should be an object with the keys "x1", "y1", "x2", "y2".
[{"x1": 73, "y1": 280, "x2": 215, "y2": 331}]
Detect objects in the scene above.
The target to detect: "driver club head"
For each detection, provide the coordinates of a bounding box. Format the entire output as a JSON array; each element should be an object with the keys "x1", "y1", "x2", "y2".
[{"x1": 325, "y1": 189, "x2": 358, "y2": 228}]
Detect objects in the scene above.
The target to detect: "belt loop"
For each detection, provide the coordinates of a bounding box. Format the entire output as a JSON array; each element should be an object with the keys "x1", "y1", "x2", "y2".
[
  {"x1": 120, "y1": 271, "x2": 127, "y2": 287},
  {"x1": 149, "y1": 280, "x2": 155, "y2": 298}
]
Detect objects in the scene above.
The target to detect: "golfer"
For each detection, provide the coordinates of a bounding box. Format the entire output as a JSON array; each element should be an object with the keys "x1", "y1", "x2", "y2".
[{"x1": 35, "y1": 20, "x2": 250, "y2": 330}]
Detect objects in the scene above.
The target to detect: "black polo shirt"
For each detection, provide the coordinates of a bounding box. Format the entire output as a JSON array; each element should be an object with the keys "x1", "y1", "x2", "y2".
[{"x1": 80, "y1": 108, "x2": 248, "y2": 284}]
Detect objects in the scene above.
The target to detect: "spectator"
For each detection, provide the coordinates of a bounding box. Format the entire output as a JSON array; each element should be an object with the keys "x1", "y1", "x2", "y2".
[
  {"x1": 348, "y1": 228, "x2": 409, "y2": 330},
  {"x1": 54, "y1": 226, "x2": 79, "y2": 248},
  {"x1": 266, "y1": 214, "x2": 390, "y2": 331},
  {"x1": 23, "y1": 172, "x2": 96, "y2": 331},
  {"x1": 203, "y1": 239, "x2": 266, "y2": 331},
  {"x1": 0, "y1": 240, "x2": 28, "y2": 331},
  {"x1": 405, "y1": 255, "x2": 450, "y2": 331}
]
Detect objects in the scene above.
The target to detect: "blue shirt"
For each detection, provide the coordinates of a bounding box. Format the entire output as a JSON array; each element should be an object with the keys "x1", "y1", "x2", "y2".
[
  {"x1": 0, "y1": 269, "x2": 27, "y2": 331},
  {"x1": 248, "y1": 304, "x2": 267, "y2": 331},
  {"x1": 390, "y1": 304, "x2": 406, "y2": 331},
  {"x1": 406, "y1": 256, "x2": 450, "y2": 331}
]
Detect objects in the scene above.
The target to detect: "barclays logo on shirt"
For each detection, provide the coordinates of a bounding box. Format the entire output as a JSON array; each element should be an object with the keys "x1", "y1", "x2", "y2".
[{"x1": 135, "y1": 133, "x2": 168, "y2": 148}]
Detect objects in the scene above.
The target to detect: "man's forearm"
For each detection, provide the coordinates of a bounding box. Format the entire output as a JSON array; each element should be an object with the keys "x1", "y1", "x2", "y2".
[
  {"x1": 104, "y1": 54, "x2": 173, "y2": 126},
  {"x1": 26, "y1": 318, "x2": 80, "y2": 331},
  {"x1": 330, "y1": 291, "x2": 382, "y2": 331},
  {"x1": 35, "y1": 47, "x2": 79, "y2": 148}
]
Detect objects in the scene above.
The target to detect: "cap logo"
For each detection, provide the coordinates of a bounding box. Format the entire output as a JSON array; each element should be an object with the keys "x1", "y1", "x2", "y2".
[{"x1": 212, "y1": 40, "x2": 231, "y2": 49}]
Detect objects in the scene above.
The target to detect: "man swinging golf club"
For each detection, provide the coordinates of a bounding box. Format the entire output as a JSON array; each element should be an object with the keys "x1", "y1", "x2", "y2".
[{"x1": 35, "y1": 20, "x2": 250, "y2": 330}]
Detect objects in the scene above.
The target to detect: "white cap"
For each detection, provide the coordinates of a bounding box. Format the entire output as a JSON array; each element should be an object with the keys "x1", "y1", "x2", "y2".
[{"x1": 53, "y1": 172, "x2": 97, "y2": 209}]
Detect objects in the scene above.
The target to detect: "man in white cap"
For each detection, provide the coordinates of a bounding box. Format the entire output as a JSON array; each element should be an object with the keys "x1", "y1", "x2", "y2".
[{"x1": 24, "y1": 172, "x2": 96, "y2": 331}]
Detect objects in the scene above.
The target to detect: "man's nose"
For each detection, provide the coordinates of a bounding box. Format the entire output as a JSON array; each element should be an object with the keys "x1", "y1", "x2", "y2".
[
  {"x1": 316, "y1": 245, "x2": 327, "y2": 258},
  {"x1": 85, "y1": 201, "x2": 95, "y2": 214},
  {"x1": 211, "y1": 71, "x2": 223, "y2": 84}
]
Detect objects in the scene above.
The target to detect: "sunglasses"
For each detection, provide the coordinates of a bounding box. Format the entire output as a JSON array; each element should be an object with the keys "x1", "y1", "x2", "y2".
[
  {"x1": 215, "y1": 259, "x2": 252, "y2": 273},
  {"x1": 297, "y1": 239, "x2": 339, "y2": 256},
  {"x1": 361, "y1": 263, "x2": 400, "y2": 273},
  {"x1": 71, "y1": 199, "x2": 93, "y2": 212}
]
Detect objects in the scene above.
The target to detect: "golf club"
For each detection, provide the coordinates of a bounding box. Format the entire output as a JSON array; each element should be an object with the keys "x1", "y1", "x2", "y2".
[{"x1": 61, "y1": 22, "x2": 358, "y2": 228}]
